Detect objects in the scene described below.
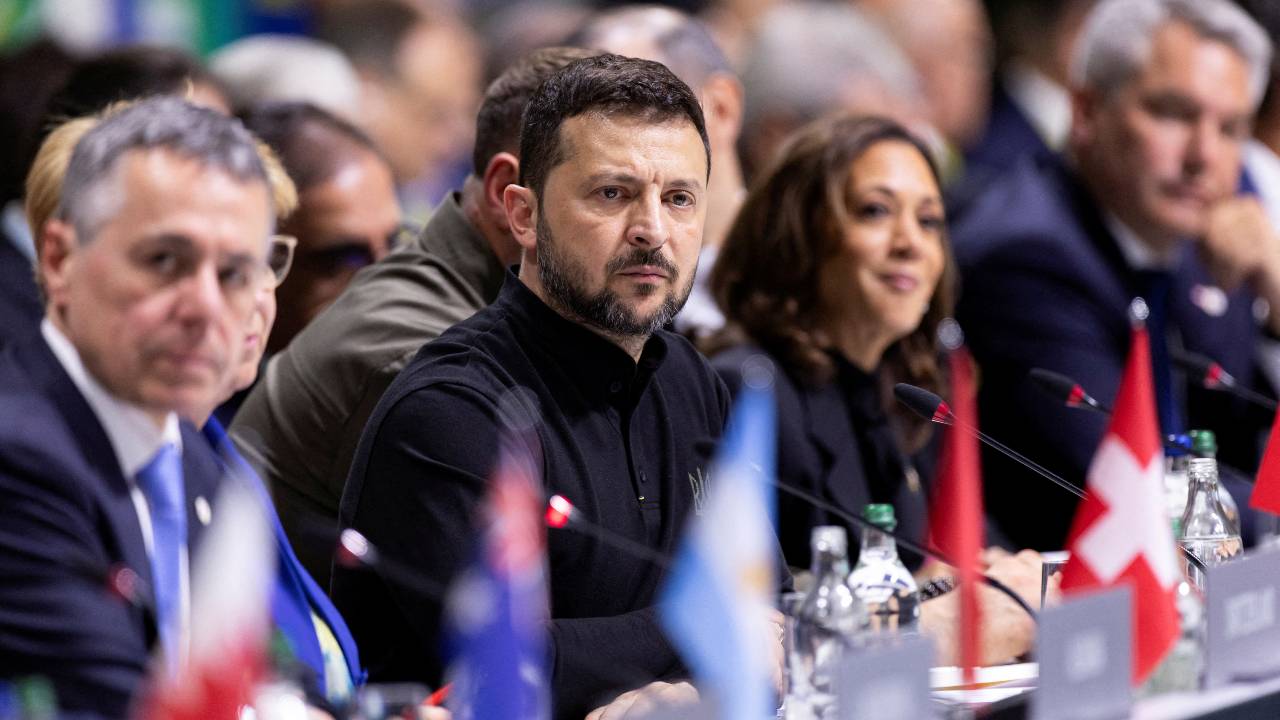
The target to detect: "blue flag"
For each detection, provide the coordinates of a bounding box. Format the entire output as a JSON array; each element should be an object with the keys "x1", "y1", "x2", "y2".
[
  {"x1": 443, "y1": 437, "x2": 550, "y2": 720},
  {"x1": 661, "y1": 357, "x2": 778, "y2": 719}
]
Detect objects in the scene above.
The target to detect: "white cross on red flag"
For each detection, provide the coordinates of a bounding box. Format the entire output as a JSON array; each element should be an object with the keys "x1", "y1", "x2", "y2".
[{"x1": 1059, "y1": 320, "x2": 1180, "y2": 685}]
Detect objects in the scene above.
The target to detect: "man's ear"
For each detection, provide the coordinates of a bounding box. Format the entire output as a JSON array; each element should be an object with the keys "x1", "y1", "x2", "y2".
[
  {"x1": 503, "y1": 183, "x2": 538, "y2": 253},
  {"x1": 39, "y1": 219, "x2": 77, "y2": 308},
  {"x1": 482, "y1": 151, "x2": 520, "y2": 232},
  {"x1": 700, "y1": 72, "x2": 745, "y2": 148},
  {"x1": 1068, "y1": 87, "x2": 1097, "y2": 150}
]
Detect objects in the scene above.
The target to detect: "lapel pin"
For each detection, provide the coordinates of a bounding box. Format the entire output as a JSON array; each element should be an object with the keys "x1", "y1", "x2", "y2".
[
  {"x1": 194, "y1": 496, "x2": 212, "y2": 526},
  {"x1": 1190, "y1": 284, "x2": 1228, "y2": 318}
]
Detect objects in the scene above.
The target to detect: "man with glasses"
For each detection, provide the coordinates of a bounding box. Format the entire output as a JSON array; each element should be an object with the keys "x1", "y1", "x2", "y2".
[
  {"x1": 0, "y1": 97, "x2": 280, "y2": 716},
  {"x1": 239, "y1": 101, "x2": 406, "y2": 355}
]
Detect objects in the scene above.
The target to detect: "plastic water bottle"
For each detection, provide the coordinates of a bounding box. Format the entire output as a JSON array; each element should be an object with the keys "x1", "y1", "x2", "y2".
[
  {"x1": 791, "y1": 526, "x2": 865, "y2": 717},
  {"x1": 1179, "y1": 455, "x2": 1243, "y2": 590},
  {"x1": 847, "y1": 504, "x2": 920, "y2": 635},
  {"x1": 1189, "y1": 429, "x2": 1240, "y2": 535},
  {"x1": 1141, "y1": 519, "x2": 1204, "y2": 696}
]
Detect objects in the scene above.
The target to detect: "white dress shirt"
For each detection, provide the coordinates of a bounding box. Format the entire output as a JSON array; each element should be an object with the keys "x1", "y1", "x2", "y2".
[{"x1": 41, "y1": 318, "x2": 190, "y2": 667}]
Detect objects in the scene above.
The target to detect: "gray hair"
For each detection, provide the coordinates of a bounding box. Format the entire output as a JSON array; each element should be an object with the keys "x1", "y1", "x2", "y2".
[
  {"x1": 58, "y1": 96, "x2": 269, "y2": 241},
  {"x1": 1072, "y1": 0, "x2": 1272, "y2": 106},
  {"x1": 740, "y1": 2, "x2": 922, "y2": 130}
]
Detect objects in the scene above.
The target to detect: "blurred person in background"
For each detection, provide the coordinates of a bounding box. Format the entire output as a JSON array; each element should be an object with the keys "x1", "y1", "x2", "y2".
[
  {"x1": 737, "y1": 1, "x2": 927, "y2": 184},
  {"x1": 231, "y1": 47, "x2": 594, "y2": 587},
  {"x1": 316, "y1": 0, "x2": 482, "y2": 218},
  {"x1": 860, "y1": 0, "x2": 995, "y2": 176},
  {"x1": 572, "y1": 4, "x2": 745, "y2": 336},
  {"x1": 0, "y1": 39, "x2": 74, "y2": 347},
  {"x1": 953, "y1": 0, "x2": 1275, "y2": 549},
  {"x1": 479, "y1": 0, "x2": 589, "y2": 83},
  {"x1": 705, "y1": 114, "x2": 1043, "y2": 664},
  {"x1": 0, "y1": 44, "x2": 226, "y2": 347},
  {"x1": 963, "y1": 0, "x2": 1099, "y2": 185},
  {"x1": 238, "y1": 102, "x2": 404, "y2": 358},
  {"x1": 209, "y1": 35, "x2": 362, "y2": 121},
  {"x1": 1236, "y1": 0, "x2": 1280, "y2": 227}
]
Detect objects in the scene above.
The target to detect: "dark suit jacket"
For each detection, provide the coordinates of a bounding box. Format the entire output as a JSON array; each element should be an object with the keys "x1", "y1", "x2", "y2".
[
  {"x1": 0, "y1": 332, "x2": 226, "y2": 718},
  {"x1": 711, "y1": 345, "x2": 931, "y2": 570},
  {"x1": 0, "y1": 230, "x2": 42, "y2": 348},
  {"x1": 953, "y1": 154, "x2": 1271, "y2": 549},
  {"x1": 962, "y1": 84, "x2": 1051, "y2": 186}
]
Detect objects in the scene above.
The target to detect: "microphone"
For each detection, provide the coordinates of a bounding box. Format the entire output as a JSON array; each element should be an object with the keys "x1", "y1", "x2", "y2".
[
  {"x1": 548, "y1": 491, "x2": 1038, "y2": 620},
  {"x1": 1028, "y1": 368, "x2": 1111, "y2": 415},
  {"x1": 1029, "y1": 368, "x2": 1257, "y2": 485},
  {"x1": 896, "y1": 382, "x2": 1209, "y2": 573},
  {"x1": 894, "y1": 383, "x2": 1086, "y2": 501},
  {"x1": 334, "y1": 527, "x2": 447, "y2": 598},
  {"x1": 1172, "y1": 349, "x2": 1278, "y2": 413},
  {"x1": 766, "y1": 481, "x2": 1038, "y2": 621},
  {"x1": 544, "y1": 494, "x2": 672, "y2": 568}
]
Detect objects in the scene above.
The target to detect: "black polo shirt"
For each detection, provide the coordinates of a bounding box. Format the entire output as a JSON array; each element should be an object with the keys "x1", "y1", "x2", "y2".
[{"x1": 333, "y1": 270, "x2": 731, "y2": 719}]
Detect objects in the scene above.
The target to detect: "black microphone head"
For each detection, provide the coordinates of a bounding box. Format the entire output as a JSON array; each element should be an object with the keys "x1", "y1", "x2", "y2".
[
  {"x1": 894, "y1": 383, "x2": 949, "y2": 423},
  {"x1": 1029, "y1": 368, "x2": 1089, "y2": 407},
  {"x1": 1170, "y1": 349, "x2": 1233, "y2": 388}
]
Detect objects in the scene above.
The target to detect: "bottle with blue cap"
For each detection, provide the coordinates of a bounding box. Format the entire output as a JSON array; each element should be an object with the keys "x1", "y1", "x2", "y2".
[
  {"x1": 847, "y1": 504, "x2": 920, "y2": 635},
  {"x1": 1163, "y1": 433, "x2": 1192, "y2": 524}
]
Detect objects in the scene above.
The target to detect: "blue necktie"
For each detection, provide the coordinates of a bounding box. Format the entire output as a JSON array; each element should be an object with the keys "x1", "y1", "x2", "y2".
[
  {"x1": 136, "y1": 443, "x2": 186, "y2": 674},
  {"x1": 1138, "y1": 271, "x2": 1182, "y2": 435}
]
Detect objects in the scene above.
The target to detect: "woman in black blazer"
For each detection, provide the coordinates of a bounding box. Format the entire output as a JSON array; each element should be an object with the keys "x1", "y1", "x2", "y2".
[
  {"x1": 706, "y1": 115, "x2": 953, "y2": 570},
  {"x1": 705, "y1": 115, "x2": 1043, "y2": 663}
]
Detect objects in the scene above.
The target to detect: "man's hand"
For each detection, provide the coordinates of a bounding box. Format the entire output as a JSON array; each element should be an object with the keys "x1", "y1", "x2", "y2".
[
  {"x1": 920, "y1": 549, "x2": 1053, "y2": 666},
  {"x1": 584, "y1": 681, "x2": 699, "y2": 720},
  {"x1": 1203, "y1": 197, "x2": 1280, "y2": 332}
]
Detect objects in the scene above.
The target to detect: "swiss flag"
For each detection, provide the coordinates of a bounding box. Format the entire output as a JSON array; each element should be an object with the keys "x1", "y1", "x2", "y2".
[
  {"x1": 1059, "y1": 318, "x2": 1180, "y2": 685},
  {"x1": 927, "y1": 345, "x2": 984, "y2": 683}
]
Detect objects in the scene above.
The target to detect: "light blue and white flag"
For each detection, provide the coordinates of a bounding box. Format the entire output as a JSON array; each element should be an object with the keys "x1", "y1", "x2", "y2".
[{"x1": 660, "y1": 356, "x2": 778, "y2": 720}]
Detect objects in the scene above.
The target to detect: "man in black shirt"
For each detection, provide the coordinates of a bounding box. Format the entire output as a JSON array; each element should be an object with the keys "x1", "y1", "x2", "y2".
[{"x1": 333, "y1": 54, "x2": 748, "y2": 719}]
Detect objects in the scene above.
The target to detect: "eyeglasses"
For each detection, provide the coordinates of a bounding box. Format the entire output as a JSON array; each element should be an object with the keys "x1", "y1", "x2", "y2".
[{"x1": 265, "y1": 234, "x2": 297, "y2": 288}]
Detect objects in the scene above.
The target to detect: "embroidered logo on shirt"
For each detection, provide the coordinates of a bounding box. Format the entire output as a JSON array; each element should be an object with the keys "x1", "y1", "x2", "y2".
[{"x1": 688, "y1": 468, "x2": 711, "y2": 516}]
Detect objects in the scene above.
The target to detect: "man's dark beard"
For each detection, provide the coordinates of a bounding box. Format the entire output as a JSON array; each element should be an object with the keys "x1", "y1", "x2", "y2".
[{"x1": 535, "y1": 213, "x2": 694, "y2": 338}]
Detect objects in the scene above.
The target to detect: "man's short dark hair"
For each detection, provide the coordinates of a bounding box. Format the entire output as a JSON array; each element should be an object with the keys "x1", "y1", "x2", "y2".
[
  {"x1": 472, "y1": 46, "x2": 597, "y2": 176},
  {"x1": 240, "y1": 101, "x2": 384, "y2": 191},
  {"x1": 517, "y1": 53, "x2": 710, "y2": 200}
]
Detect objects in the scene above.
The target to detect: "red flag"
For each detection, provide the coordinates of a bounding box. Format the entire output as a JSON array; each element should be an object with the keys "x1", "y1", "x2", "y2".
[
  {"x1": 927, "y1": 346, "x2": 984, "y2": 683},
  {"x1": 1059, "y1": 323, "x2": 1180, "y2": 685},
  {"x1": 1249, "y1": 410, "x2": 1280, "y2": 514},
  {"x1": 135, "y1": 483, "x2": 274, "y2": 719}
]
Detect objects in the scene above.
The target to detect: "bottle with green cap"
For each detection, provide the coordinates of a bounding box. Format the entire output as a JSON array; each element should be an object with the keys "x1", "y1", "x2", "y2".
[
  {"x1": 846, "y1": 504, "x2": 919, "y2": 635},
  {"x1": 1188, "y1": 429, "x2": 1240, "y2": 536},
  {"x1": 1179, "y1": 432, "x2": 1243, "y2": 590}
]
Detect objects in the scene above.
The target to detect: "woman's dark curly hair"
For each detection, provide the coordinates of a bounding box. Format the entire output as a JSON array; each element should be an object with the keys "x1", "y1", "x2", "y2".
[{"x1": 705, "y1": 114, "x2": 957, "y2": 452}]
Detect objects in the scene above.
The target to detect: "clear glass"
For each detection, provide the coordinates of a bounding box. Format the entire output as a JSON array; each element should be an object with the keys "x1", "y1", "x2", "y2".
[
  {"x1": 791, "y1": 527, "x2": 864, "y2": 717},
  {"x1": 848, "y1": 523, "x2": 919, "y2": 635},
  {"x1": 1179, "y1": 457, "x2": 1243, "y2": 590}
]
